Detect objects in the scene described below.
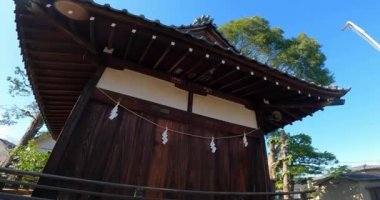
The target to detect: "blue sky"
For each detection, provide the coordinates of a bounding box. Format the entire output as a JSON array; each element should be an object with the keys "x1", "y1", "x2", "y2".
[{"x1": 0, "y1": 0, "x2": 379, "y2": 166}]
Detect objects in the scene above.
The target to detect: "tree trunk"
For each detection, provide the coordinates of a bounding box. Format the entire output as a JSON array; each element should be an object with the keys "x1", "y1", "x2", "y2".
[
  {"x1": 16, "y1": 112, "x2": 44, "y2": 147},
  {"x1": 280, "y1": 130, "x2": 290, "y2": 199},
  {"x1": 268, "y1": 140, "x2": 279, "y2": 191},
  {"x1": 3, "y1": 112, "x2": 44, "y2": 167},
  {"x1": 289, "y1": 177, "x2": 295, "y2": 193}
]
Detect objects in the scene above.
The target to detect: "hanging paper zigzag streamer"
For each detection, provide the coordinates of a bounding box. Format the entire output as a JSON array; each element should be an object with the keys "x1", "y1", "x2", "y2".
[
  {"x1": 109, "y1": 102, "x2": 120, "y2": 120},
  {"x1": 210, "y1": 137, "x2": 217, "y2": 153},
  {"x1": 98, "y1": 88, "x2": 259, "y2": 155},
  {"x1": 162, "y1": 127, "x2": 168, "y2": 145},
  {"x1": 243, "y1": 132, "x2": 248, "y2": 147}
]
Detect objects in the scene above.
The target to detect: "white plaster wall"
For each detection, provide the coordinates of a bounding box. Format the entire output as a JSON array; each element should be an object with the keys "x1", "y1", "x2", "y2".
[
  {"x1": 193, "y1": 94, "x2": 257, "y2": 128},
  {"x1": 97, "y1": 68, "x2": 188, "y2": 111},
  {"x1": 97, "y1": 68, "x2": 257, "y2": 128}
]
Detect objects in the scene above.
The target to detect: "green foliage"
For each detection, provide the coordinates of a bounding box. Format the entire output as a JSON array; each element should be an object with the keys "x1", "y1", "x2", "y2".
[
  {"x1": 268, "y1": 131, "x2": 338, "y2": 189},
  {"x1": 327, "y1": 165, "x2": 351, "y2": 179},
  {"x1": 1, "y1": 66, "x2": 38, "y2": 126},
  {"x1": 287, "y1": 133, "x2": 338, "y2": 176},
  {"x1": 6, "y1": 66, "x2": 31, "y2": 97},
  {"x1": 219, "y1": 17, "x2": 334, "y2": 85},
  {"x1": 0, "y1": 103, "x2": 38, "y2": 126},
  {"x1": 10, "y1": 140, "x2": 50, "y2": 173}
]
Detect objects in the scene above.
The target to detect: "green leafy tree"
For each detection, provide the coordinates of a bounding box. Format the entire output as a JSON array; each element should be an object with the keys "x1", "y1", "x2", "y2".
[
  {"x1": 10, "y1": 140, "x2": 49, "y2": 173},
  {"x1": 220, "y1": 16, "x2": 337, "y2": 193},
  {"x1": 9, "y1": 140, "x2": 50, "y2": 182},
  {"x1": 268, "y1": 130, "x2": 338, "y2": 192},
  {"x1": 0, "y1": 66, "x2": 44, "y2": 148},
  {"x1": 219, "y1": 16, "x2": 334, "y2": 85},
  {"x1": 327, "y1": 165, "x2": 351, "y2": 179}
]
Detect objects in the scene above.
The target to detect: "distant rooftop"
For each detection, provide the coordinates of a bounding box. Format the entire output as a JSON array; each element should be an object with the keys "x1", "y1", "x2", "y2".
[{"x1": 350, "y1": 164, "x2": 380, "y2": 173}]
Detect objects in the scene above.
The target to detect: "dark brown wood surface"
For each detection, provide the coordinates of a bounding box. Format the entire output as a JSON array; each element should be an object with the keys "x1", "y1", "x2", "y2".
[{"x1": 45, "y1": 98, "x2": 269, "y2": 199}]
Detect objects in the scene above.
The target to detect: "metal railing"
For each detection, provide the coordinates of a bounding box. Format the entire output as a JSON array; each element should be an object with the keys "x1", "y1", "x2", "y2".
[{"x1": 0, "y1": 167, "x2": 314, "y2": 199}]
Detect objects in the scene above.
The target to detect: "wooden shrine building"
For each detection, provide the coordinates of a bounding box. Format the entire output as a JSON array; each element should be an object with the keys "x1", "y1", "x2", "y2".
[{"x1": 14, "y1": 0, "x2": 349, "y2": 199}]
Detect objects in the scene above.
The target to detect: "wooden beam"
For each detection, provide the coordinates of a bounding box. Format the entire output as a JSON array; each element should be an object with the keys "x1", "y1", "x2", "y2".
[
  {"x1": 41, "y1": 95, "x2": 79, "y2": 101},
  {"x1": 89, "y1": 17, "x2": 95, "y2": 45},
  {"x1": 39, "y1": 90, "x2": 81, "y2": 96},
  {"x1": 68, "y1": 20, "x2": 77, "y2": 34},
  {"x1": 44, "y1": 101, "x2": 76, "y2": 106},
  {"x1": 33, "y1": 66, "x2": 106, "y2": 198},
  {"x1": 241, "y1": 84, "x2": 274, "y2": 97},
  {"x1": 104, "y1": 56, "x2": 255, "y2": 109},
  {"x1": 95, "y1": 89, "x2": 259, "y2": 137},
  {"x1": 167, "y1": 48, "x2": 192, "y2": 73},
  {"x1": 138, "y1": 35, "x2": 157, "y2": 64},
  {"x1": 20, "y1": 26, "x2": 58, "y2": 34},
  {"x1": 38, "y1": 83, "x2": 83, "y2": 90},
  {"x1": 48, "y1": 118, "x2": 68, "y2": 121},
  {"x1": 229, "y1": 79, "x2": 264, "y2": 94},
  {"x1": 27, "y1": 50, "x2": 84, "y2": 61},
  {"x1": 153, "y1": 41, "x2": 175, "y2": 69},
  {"x1": 33, "y1": 69, "x2": 92, "y2": 78},
  {"x1": 36, "y1": 77, "x2": 88, "y2": 84},
  {"x1": 107, "y1": 23, "x2": 117, "y2": 49},
  {"x1": 266, "y1": 120, "x2": 284, "y2": 128},
  {"x1": 298, "y1": 107, "x2": 313, "y2": 116},
  {"x1": 207, "y1": 70, "x2": 235, "y2": 86},
  {"x1": 187, "y1": 92, "x2": 193, "y2": 112},
  {"x1": 46, "y1": 110, "x2": 71, "y2": 114},
  {"x1": 277, "y1": 108, "x2": 300, "y2": 120},
  {"x1": 193, "y1": 60, "x2": 221, "y2": 82},
  {"x1": 45, "y1": 3, "x2": 55, "y2": 17},
  {"x1": 218, "y1": 76, "x2": 250, "y2": 91},
  {"x1": 268, "y1": 98, "x2": 342, "y2": 108},
  {"x1": 28, "y1": 2, "x2": 98, "y2": 54},
  {"x1": 123, "y1": 29, "x2": 136, "y2": 59},
  {"x1": 22, "y1": 39, "x2": 79, "y2": 48},
  {"x1": 44, "y1": 113, "x2": 70, "y2": 117},
  {"x1": 179, "y1": 56, "x2": 206, "y2": 79},
  {"x1": 44, "y1": 105, "x2": 74, "y2": 110},
  {"x1": 29, "y1": 60, "x2": 97, "y2": 71}
]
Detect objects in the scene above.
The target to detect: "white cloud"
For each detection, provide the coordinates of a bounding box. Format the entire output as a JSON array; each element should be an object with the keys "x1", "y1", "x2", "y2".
[{"x1": 0, "y1": 125, "x2": 11, "y2": 140}]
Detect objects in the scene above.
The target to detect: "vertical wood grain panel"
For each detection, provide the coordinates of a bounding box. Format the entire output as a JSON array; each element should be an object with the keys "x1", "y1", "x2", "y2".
[{"x1": 52, "y1": 100, "x2": 270, "y2": 199}]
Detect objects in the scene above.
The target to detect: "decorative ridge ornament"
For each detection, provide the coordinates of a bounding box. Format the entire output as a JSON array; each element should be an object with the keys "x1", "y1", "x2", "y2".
[
  {"x1": 192, "y1": 15, "x2": 214, "y2": 25},
  {"x1": 109, "y1": 101, "x2": 120, "y2": 120}
]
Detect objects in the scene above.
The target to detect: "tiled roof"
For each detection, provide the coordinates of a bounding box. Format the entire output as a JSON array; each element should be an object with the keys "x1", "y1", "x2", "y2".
[{"x1": 80, "y1": 0, "x2": 349, "y2": 92}]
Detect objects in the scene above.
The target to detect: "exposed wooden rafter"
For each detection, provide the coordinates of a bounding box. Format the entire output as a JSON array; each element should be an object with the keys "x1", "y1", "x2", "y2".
[
  {"x1": 123, "y1": 29, "x2": 137, "y2": 58},
  {"x1": 28, "y1": 2, "x2": 98, "y2": 54},
  {"x1": 229, "y1": 79, "x2": 264, "y2": 94},
  {"x1": 193, "y1": 59, "x2": 221, "y2": 82},
  {"x1": 208, "y1": 70, "x2": 235, "y2": 86},
  {"x1": 89, "y1": 17, "x2": 95, "y2": 45},
  {"x1": 103, "y1": 23, "x2": 117, "y2": 54},
  {"x1": 180, "y1": 56, "x2": 207, "y2": 79},
  {"x1": 138, "y1": 35, "x2": 157, "y2": 64},
  {"x1": 218, "y1": 76, "x2": 250, "y2": 91},
  {"x1": 167, "y1": 47, "x2": 192, "y2": 73},
  {"x1": 153, "y1": 41, "x2": 175, "y2": 69}
]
